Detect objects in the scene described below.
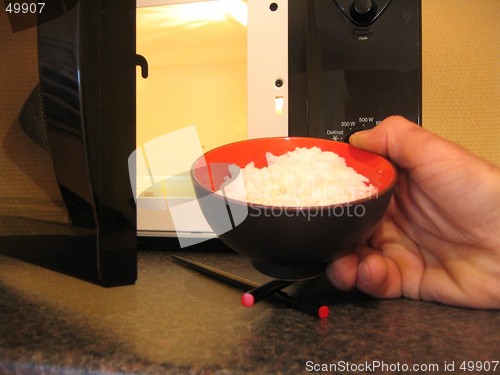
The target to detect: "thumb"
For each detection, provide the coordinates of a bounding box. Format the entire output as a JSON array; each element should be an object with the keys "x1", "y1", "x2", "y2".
[{"x1": 349, "y1": 116, "x2": 438, "y2": 170}]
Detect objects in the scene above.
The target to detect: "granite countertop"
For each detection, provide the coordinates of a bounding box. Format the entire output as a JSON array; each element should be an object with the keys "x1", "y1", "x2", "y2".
[{"x1": 1, "y1": 250, "x2": 499, "y2": 374}]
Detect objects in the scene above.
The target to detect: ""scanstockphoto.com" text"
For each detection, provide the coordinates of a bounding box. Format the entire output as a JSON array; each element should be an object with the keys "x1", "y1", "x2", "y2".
[{"x1": 305, "y1": 359, "x2": 499, "y2": 373}]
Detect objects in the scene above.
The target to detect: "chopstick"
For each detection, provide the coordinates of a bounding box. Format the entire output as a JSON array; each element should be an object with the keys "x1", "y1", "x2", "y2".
[
  {"x1": 241, "y1": 279, "x2": 294, "y2": 307},
  {"x1": 171, "y1": 255, "x2": 329, "y2": 319}
]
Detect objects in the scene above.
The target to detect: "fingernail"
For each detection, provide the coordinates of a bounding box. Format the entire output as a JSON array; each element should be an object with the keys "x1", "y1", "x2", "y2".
[{"x1": 348, "y1": 131, "x2": 367, "y2": 148}]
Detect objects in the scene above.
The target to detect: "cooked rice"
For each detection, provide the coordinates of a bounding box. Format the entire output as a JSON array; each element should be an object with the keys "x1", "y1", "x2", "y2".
[{"x1": 219, "y1": 146, "x2": 376, "y2": 206}]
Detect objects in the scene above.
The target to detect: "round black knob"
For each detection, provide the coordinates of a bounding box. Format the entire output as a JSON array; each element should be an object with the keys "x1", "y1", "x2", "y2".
[
  {"x1": 350, "y1": 0, "x2": 377, "y2": 25},
  {"x1": 353, "y1": 0, "x2": 373, "y2": 14}
]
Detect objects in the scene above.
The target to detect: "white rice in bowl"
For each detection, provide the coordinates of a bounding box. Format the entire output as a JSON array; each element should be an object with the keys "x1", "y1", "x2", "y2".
[{"x1": 218, "y1": 146, "x2": 377, "y2": 206}]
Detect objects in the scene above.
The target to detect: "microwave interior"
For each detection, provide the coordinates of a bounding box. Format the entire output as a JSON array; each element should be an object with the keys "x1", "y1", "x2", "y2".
[{"x1": 136, "y1": 0, "x2": 250, "y2": 240}]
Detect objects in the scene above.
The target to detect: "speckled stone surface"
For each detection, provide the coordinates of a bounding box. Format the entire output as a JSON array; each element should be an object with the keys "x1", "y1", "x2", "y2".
[{"x1": 0, "y1": 251, "x2": 499, "y2": 374}]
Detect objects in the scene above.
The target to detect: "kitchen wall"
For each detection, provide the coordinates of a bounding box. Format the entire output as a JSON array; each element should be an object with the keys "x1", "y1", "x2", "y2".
[
  {"x1": 137, "y1": 0, "x2": 499, "y2": 166},
  {"x1": 422, "y1": 0, "x2": 499, "y2": 165}
]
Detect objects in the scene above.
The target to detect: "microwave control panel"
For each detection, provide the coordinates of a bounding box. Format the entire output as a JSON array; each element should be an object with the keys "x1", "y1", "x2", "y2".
[{"x1": 288, "y1": 0, "x2": 422, "y2": 141}]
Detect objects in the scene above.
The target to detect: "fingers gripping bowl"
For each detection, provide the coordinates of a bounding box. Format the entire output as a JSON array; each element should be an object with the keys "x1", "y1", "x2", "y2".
[{"x1": 191, "y1": 137, "x2": 397, "y2": 280}]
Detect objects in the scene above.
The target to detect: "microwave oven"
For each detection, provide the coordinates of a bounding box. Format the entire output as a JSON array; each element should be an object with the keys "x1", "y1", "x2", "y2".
[{"x1": 0, "y1": 0, "x2": 420, "y2": 285}]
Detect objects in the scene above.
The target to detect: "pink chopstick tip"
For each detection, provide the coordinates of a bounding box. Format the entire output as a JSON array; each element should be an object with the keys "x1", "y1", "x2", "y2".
[
  {"x1": 318, "y1": 305, "x2": 329, "y2": 319},
  {"x1": 241, "y1": 293, "x2": 255, "y2": 307}
]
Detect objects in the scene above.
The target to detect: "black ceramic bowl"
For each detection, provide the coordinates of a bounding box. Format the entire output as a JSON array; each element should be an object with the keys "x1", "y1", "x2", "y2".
[{"x1": 191, "y1": 137, "x2": 396, "y2": 280}]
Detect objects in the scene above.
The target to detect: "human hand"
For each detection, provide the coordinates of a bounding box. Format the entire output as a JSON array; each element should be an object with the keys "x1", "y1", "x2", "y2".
[{"x1": 327, "y1": 116, "x2": 500, "y2": 308}]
